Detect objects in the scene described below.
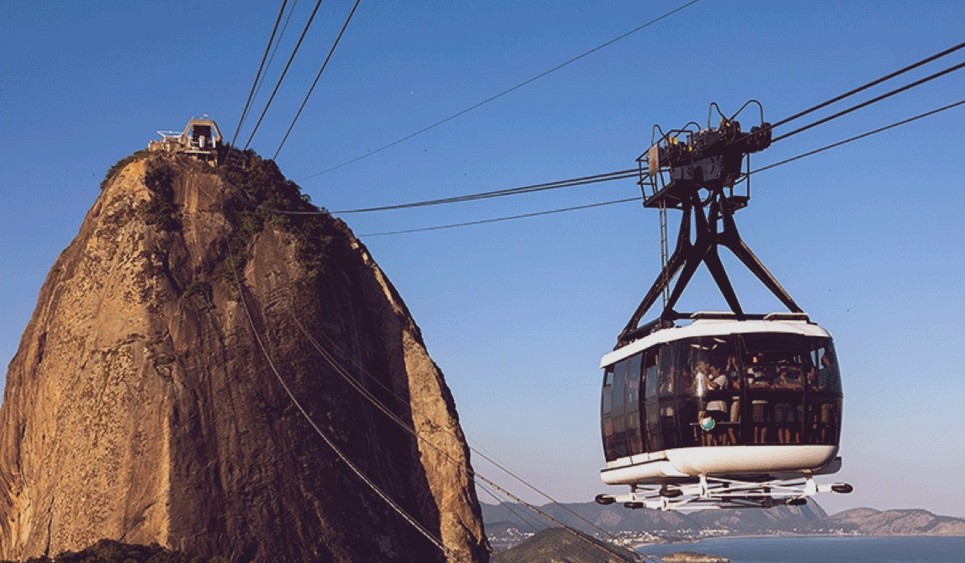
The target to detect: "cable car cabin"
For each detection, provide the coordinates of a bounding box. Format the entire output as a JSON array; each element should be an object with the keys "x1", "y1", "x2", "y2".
[
  {"x1": 595, "y1": 103, "x2": 853, "y2": 509},
  {"x1": 598, "y1": 313, "x2": 845, "y2": 507}
]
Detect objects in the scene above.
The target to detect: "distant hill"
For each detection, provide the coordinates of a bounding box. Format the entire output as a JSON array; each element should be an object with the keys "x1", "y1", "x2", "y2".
[
  {"x1": 484, "y1": 500, "x2": 825, "y2": 539},
  {"x1": 491, "y1": 528, "x2": 640, "y2": 563},
  {"x1": 483, "y1": 501, "x2": 965, "y2": 549},
  {"x1": 829, "y1": 508, "x2": 965, "y2": 535}
]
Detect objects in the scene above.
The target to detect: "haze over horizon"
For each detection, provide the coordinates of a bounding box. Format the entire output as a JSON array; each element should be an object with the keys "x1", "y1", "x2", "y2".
[{"x1": 2, "y1": 0, "x2": 964, "y2": 520}]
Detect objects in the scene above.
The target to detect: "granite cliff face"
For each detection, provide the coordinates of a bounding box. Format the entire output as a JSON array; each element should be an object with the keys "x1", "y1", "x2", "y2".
[{"x1": 0, "y1": 152, "x2": 489, "y2": 562}]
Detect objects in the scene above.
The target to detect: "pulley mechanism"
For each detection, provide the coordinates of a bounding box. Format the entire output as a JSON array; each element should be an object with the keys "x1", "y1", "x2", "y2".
[{"x1": 618, "y1": 102, "x2": 801, "y2": 347}]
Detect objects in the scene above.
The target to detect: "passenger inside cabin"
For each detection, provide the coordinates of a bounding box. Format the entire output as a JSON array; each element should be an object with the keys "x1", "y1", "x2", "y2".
[
  {"x1": 748, "y1": 365, "x2": 770, "y2": 443},
  {"x1": 772, "y1": 367, "x2": 800, "y2": 443},
  {"x1": 702, "y1": 364, "x2": 730, "y2": 445},
  {"x1": 727, "y1": 357, "x2": 742, "y2": 445}
]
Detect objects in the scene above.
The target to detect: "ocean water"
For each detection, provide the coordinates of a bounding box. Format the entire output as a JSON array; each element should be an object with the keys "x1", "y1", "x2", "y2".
[{"x1": 639, "y1": 536, "x2": 965, "y2": 562}]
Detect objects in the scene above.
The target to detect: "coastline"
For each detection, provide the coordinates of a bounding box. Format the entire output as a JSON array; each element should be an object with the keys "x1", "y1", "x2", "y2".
[
  {"x1": 634, "y1": 531, "x2": 965, "y2": 549},
  {"x1": 637, "y1": 535, "x2": 965, "y2": 562}
]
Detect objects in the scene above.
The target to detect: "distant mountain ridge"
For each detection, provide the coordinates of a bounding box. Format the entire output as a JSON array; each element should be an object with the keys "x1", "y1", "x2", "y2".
[
  {"x1": 828, "y1": 508, "x2": 965, "y2": 536},
  {"x1": 483, "y1": 502, "x2": 965, "y2": 548}
]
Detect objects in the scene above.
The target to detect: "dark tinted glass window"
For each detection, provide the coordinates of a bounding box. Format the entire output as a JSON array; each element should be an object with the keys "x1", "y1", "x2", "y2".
[
  {"x1": 658, "y1": 343, "x2": 675, "y2": 397},
  {"x1": 741, "y1": 333, "x2": 810, "y2": 445},
  {"x1": 809, "y1": 339, "x2": 842, "y2": 394},
  {"x1": 619, "y1": 332, "x2": 843, "y2": 451},
  {"x1": 741, "y1": 333, "x2": 810, "y2": 392},
  {"x1": 601, "y1": 367, "x2": 613, "y2": 415},
  {"x1": 626, "y1": 354, "x2": 642, "y2": 413},
  {"x1": 626, "y1": 354, "x2": 644, "y2": 454},
  {"x1": 612, "y1": 360, "x2": 628, "y2": 415},
  {"x1": 645, "y1": 347, "x2": 660, "y2": 399}
]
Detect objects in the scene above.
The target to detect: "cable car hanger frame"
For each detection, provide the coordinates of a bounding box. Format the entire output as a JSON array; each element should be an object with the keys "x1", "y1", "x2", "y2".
[{"x1": 619, "y1": 101, "x2": 803, "y2": 348}]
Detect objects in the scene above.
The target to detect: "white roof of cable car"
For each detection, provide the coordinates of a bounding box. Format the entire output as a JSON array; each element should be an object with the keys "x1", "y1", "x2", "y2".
[{"x1": 599, "y1": 314, "x2": 833, "y2": 369}]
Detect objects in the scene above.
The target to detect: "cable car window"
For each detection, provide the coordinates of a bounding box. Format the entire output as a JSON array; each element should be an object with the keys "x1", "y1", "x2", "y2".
[
  {"x1": 627, "y1": 354, "x2": 642, "y2": 413},
  {"x1": 612, "y1": 360, "x2": 628, "y2": 414},
  {"x1": 673, "y1": 340, "x2": 695, "y2": 396},
  {"x1": 626, "y1": 354, "x2": 644, "y2": 455},
  {"x1": 657, "y1": 345, "x2": 677, "y2": 450},
  {"x1": 806, "y1": 339, "x2": 843, "y2": 445},
  {"x1": 601, "y1": 367, "x2": 613, "y2": 415},
  {"x1": 741, "y1": 333, "x2": 809, "y2": 388},
  {"x1": 658, "y1": 343, "x2": 675, "y2": 397},
  {"x1": 809, "y1": 340, "x2": 842, "y2": 394},
  {"x1": 687, "y1": 336, "x2": 738, "y2": 446},
  {"x1": 740, "y1": 333, "x2": 811, "y2": 444},
  {"x1": 642, "y1": 348, "x2": 661, "y2": 452},
  {"x1": 601, "y1": 417, "x2": 616, "y2": 461},
  {"x1": 645, "y1": 348, "x2": 660, "y2": 399},
  {"x1": 611, "y1": 360, "x2": 629, "y2": 459},
  {"x1": 671, "y1": 339, "x2": 699, "y2": 447}
]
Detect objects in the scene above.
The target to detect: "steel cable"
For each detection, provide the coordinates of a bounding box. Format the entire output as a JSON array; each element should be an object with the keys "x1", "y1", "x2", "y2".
[
  {"x1": 298, "y1": 0, "x2": 701, "y2": 180},
  {"x1": 243, "y1": 0, "x2": 326, "y2": 150},
  {"x1": 231, "y1": 0, "x2": 290, "y2": 146},
  {"x1": 273, "y1": 0, "x2": 362, "y2": 160}
]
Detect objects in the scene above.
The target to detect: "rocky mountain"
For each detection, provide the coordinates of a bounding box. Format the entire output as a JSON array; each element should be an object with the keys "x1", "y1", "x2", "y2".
[{"x1": 0, "y1": 151, "x2": 489, "y2": 561}]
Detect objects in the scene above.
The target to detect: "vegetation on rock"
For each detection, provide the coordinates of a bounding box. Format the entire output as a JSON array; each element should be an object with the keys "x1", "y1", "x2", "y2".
[
  {"x1": 138, "y1": 163, "x2": 181, "y2": 232},
  {"x1": 218, "y1": 149, "x2": 340, "y2": 287}
]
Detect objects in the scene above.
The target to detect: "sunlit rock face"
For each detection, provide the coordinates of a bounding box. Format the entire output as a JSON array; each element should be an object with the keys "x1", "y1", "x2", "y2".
[{"x1": 0, "y1": 152, "x2": 490, "y2": 562}]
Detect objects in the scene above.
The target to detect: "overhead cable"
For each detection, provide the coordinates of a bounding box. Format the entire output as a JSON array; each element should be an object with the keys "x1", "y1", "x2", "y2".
[
  {"x1": 288, "y1": 310, "x2": 645, "y2": 562},
  {"x1": 231, "y1": 0, "x2": 289, "y2": 146},
  {"x1": 303, "y1": 44, "x2": 964, "y2": 215},
  {"x1": 769, "y1": 41, "x2": 964, "y2": 130},
  {"x1": 292, "y1": 310, "x2": 637, "y2": 549},
  {"x1": 363, "y1": 99, "x2": 964, "y2": 237},
  {"x1": 251, "y1": 0, "x2": 302, "y2": 103},
  {"x1": 334, "y1": 168, "x2": 638, "y2": 214},
  {"x1": 274, "y1": 0, "x2": 362, "y2": 160},
  {"x1": 244, "y1": 0, "x2": 326, "y2": 150},
  {"x1": 234, "y1": 279, "x2": 454, "y2": 558},
  {"x1": 771, "y1": 60, "x2": 965, "y2": 143},
  {"x1": 360, "y1": 197, "x2": 639, "y2": 237},
  {"x1": 203, "y1": 178, "x2": 455, "y2": 560},
  {"x1": 298, "y1": 0, "x2": 701, "y2": 180},
  {"x1": 752, "y1": 98, "x2": 965, "y2": 176}
]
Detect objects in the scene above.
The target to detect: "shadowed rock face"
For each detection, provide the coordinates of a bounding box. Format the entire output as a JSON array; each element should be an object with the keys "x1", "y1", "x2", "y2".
[{"x1": 0, "y1": 153, "x2": 490, "y2": 562}]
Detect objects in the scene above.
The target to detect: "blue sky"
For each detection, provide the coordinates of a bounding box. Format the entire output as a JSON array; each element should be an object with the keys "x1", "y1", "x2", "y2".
[{"x1": 2, "y1": 1, "x2": 964, "y2": 518}]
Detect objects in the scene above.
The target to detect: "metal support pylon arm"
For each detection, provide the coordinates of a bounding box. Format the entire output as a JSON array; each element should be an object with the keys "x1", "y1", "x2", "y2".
[
  {"x1": 718, "y1": 201, "x2": 803, "y2": 313},
  {"x1": 618, "y1": 208, "x2": 692, "y2": 345}
]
